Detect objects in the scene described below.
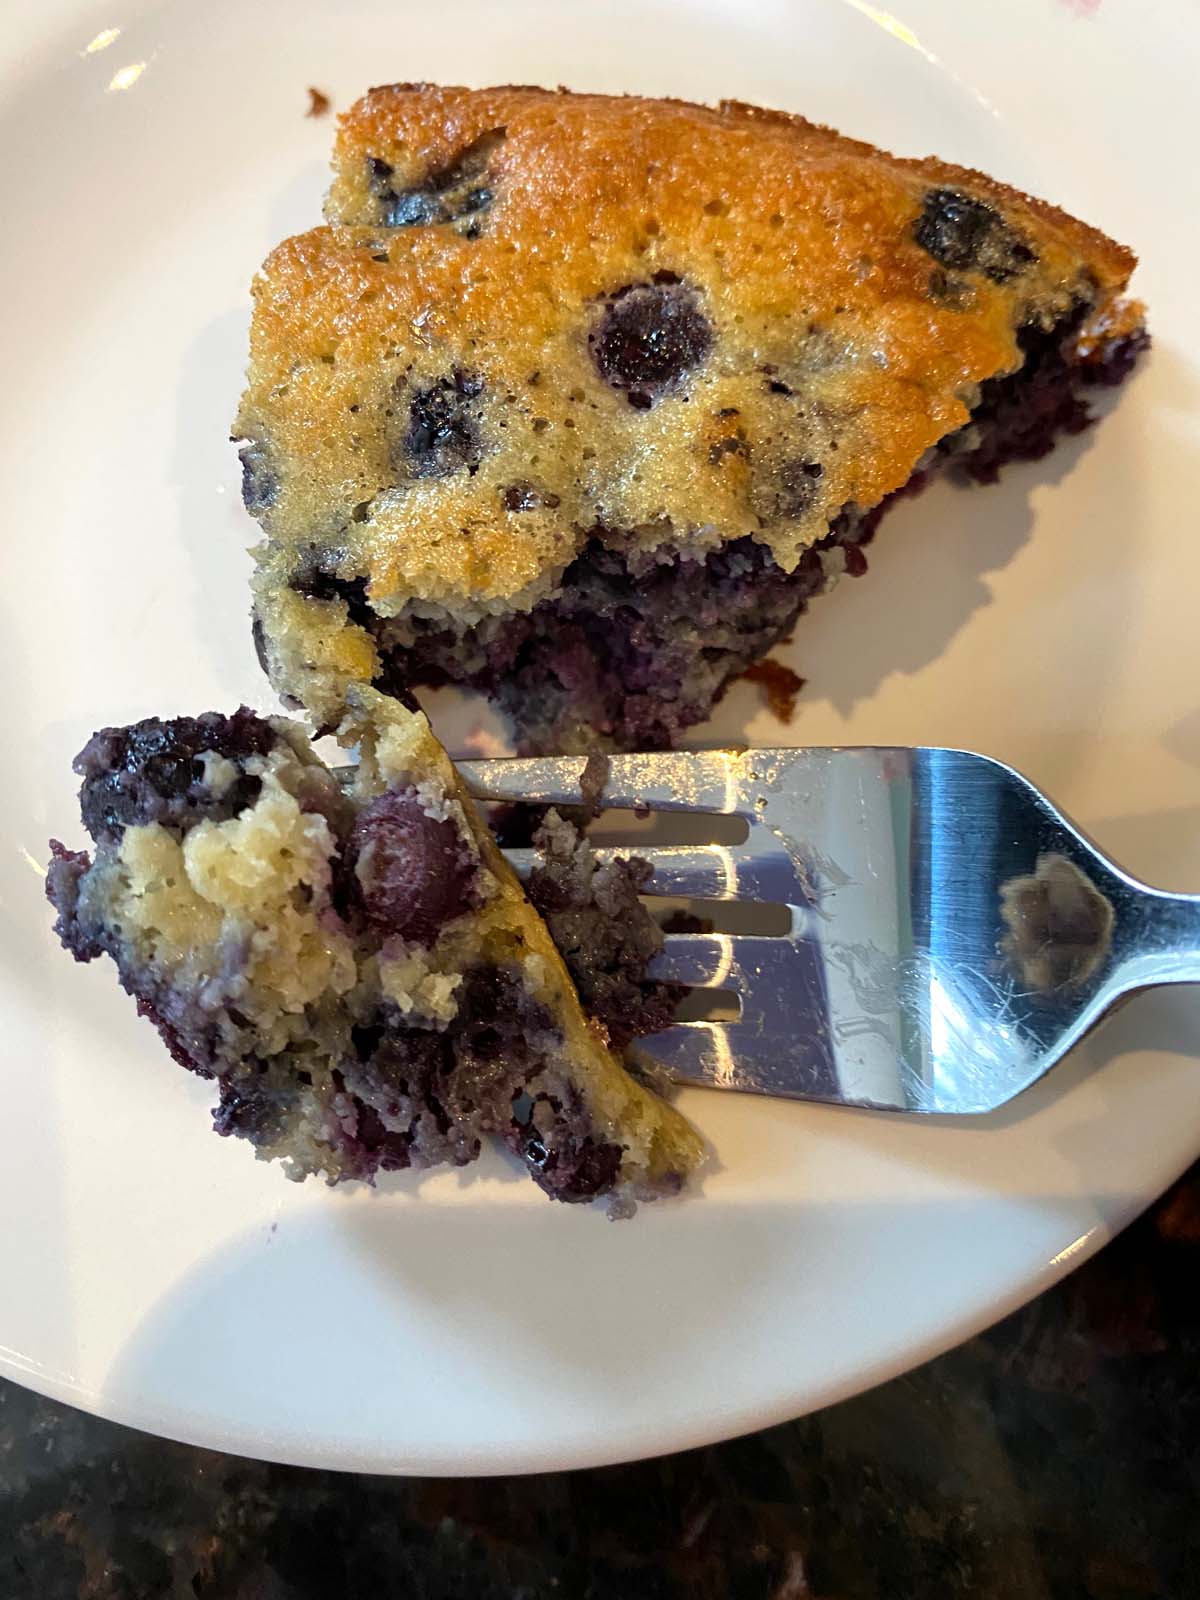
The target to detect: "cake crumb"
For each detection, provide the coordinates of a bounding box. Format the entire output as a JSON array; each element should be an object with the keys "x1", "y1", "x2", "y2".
[
  {"x1": 306, "y1": 87, "x2": 331, "y2": 118},
  {"x1": 742, "y1": 659, "x2": 805, "y2": 722}
]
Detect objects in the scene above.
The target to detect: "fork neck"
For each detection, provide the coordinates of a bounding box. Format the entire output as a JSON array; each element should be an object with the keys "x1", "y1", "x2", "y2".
[{"x1": 1111, "y1": 885, "x2": 1200, "y2": 994}]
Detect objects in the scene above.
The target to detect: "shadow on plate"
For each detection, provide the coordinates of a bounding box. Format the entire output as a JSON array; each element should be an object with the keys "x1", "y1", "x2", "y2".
[
  {"x1": 790, "y1": 403, "x2": 1135, "y2": 717},
  {"x1": 100, "y1": 1174, "x2": 1144, "y2": 1474},
  {"x1": 718, "y1": 354, "x2": 1158, "y2": 748}
]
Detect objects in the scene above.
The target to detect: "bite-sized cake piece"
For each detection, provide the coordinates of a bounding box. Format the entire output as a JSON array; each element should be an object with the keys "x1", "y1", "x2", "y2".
[
  {"x1": 46, "y1": 691, "x2": 702, "y2": 1206},
  {"x1": 236, "y1": 84, "x2": 1148, "y2": 750}
]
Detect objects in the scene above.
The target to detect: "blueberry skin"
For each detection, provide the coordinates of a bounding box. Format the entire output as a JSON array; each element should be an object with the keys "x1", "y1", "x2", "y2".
[
  {"x1": 347, "y1": 786, "x2": 479, "y2": 944},
  {"x1": 914, "y1": 188, "x2": 1036, "y2": 284},
  {"x1": 399, "y1": 369, "x2": 486, "y2": 478},
  {"x1": 589, "y1": 279, "x2": 713, "y2": 408}
]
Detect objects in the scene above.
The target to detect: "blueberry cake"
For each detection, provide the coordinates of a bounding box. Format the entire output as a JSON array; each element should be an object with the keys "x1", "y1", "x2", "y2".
[
  {"x1": 46, "y1": 690, "x2": 702, "y2": 1205},
  {"x1": 236, "y1": 85, "x2": 1148, "y2": 750}
]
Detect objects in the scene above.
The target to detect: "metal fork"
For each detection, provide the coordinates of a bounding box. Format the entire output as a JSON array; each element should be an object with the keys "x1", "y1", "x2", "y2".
[{"x1": 461, "y1": 747, "x2": 1200, "y2": 1114}]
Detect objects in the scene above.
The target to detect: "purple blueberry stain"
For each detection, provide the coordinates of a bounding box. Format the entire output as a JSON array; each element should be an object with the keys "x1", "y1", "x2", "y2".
[
  {"x1": 237, "y1": 439, "x2": 278, "y2": 514},
  {"x1": 45, "y1": 840, "x2": 100, "y2": 961},
  {"x1": 213, "y1": 1067, "x2": 294, "y2": 1144}
]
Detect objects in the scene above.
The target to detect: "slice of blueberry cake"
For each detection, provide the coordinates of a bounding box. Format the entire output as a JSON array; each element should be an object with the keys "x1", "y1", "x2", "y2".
[
  {"x1": 46, "y1": 690, "x2": 702, "y2": 1205},
  {"x1": 236, "y1": 85, "x2": 1148, "y2": 750}
]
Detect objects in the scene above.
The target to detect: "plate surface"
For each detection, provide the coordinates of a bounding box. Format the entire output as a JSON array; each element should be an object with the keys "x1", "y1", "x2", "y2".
[{"x1": 2, "y1": 0, "x2": 1198, "y2": 1475}]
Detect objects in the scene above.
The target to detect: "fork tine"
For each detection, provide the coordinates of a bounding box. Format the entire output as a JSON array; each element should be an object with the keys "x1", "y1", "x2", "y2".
[
  {"x1": 458, "y1": 749, "x2": 749, "y2": 812},
  {"x1": 650, "y1": 932, "x2": 792, "y2": 988},
  {"x1": 501, "y1": 842, "x2": 795, "y2": 901},
  {"x1": 633, "y1": 1021, "x2": 760, "y2": 1090},
  {"x1": 635, "y1": 1016, "x2": 843, "y2": 1099}
]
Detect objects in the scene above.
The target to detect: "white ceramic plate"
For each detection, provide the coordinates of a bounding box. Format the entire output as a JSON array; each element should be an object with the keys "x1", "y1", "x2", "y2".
[{"x1": 2, "y1": 0, "x2": 1197, "y2": 1475}]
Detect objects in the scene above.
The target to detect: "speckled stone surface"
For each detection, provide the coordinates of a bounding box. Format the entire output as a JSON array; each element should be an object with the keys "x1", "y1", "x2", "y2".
[{"x1": 2, "y1": 1165, "x2": 1197, "y2": 1600}]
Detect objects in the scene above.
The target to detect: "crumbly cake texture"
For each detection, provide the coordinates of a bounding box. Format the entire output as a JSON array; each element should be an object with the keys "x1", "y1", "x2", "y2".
[
  {"x1": 46, "y1": 691, "x2": 702, "y2": 1205},
  {"x1": 525, "y1": 808, "x2": 687, "y2": 1049},
  {"x1": 237, "y1": 84, "x2": 1148, "y2": 750}
]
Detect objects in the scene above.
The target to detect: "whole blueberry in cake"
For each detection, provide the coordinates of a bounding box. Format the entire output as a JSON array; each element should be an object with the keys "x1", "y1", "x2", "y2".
[
  {"x1": 235, "y1": 84, "x2": 1148, "y2": 751},
  {"x1": 46, "y1": 690, "x2": 702, "y2": 1206}
]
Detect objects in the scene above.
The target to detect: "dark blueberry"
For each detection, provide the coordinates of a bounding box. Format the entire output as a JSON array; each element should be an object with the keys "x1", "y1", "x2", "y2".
[
  {"x1": 288, "y1": 557, "x2": 374, "y2": 627},
  {"x1": 345, "y1": 1099, "x2": 420, "y2": 1173},
  {"x1": 341, "y1": 1017, "x2": 489, "y2": 1176},
  {"x1": 400, "y1": 369, "x2": 486, "y2": 477},
  {"x1": 385, "y1": 189, "x2": 444, "y2": 227},
  {"x1": 458, "y1": 186, "x2": 492, "y2": 215},
  {"x1": 237, "y1": 439, "x2": 278, "y2": 514},
  {"x1": 451, "y1": 966, "x2": 555, "y2": 1077},
  {"x1": 510, "y1": 1092, "x2": 624, "y2": 1202},
  {"x1": 349, "y1": 1030, "x2": 452, "y2": 1123},
  {"x1": 590, "y1": 281, "x2": 713, "y2": 406},
  {"x1": 367, "y1": 128, "x2": 505, "y2": 231},
  {"x1": 945, "y1": 311, "x2": 1149, "y2": 483},
  {"x1": 212, "y1": 1068, "x2": 293, "y2": 1144},
  {"x1": 348, "y1": 787, "x2": 479, "y2": 944},
  {"x1": 772, "y1": 458, "x2": 825, "y2": 518},
  {"x1": 75, "y1": 709, "x2": 276, "y2": 845},
  {"x1": 486, "y1": 802, "x2": 550, "y2": 849},
  {"x1": 367, "y1": 155, "x2": 395, "y2": 194},
  {"x1": 914, "y1": 188, "x2": 1037, "y2": 284},
  {"x1": 367, "y1": 661, "x2": 422, "y2": 713},
  {"x1": 1077, "y1": 324, "x2": 1152, "y2": 389}
]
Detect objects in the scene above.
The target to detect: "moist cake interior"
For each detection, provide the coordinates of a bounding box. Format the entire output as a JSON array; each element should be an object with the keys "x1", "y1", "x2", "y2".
[
  {"x1": 311, "y1": 307, "x2": 1147, "y2": 752},
  {"x1": 46, "y1": 697, "x2": 701, "y2": 1206}
]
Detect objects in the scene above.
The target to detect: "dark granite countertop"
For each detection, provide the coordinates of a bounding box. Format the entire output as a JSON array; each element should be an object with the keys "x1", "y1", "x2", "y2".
[{"x1": 3, "y1": 1165, "x2": 1197, "y2": 1600}]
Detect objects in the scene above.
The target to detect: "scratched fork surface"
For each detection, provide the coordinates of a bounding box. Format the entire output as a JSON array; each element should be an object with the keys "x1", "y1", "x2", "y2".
[{"x1": 461, "y1": 748, "x2": 1200, "y2": 1114}]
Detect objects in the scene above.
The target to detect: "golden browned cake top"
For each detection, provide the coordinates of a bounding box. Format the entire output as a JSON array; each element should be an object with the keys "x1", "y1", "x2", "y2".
[{"x1": 236, "y1": 84, "x2": 1138, "y2": 623}]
